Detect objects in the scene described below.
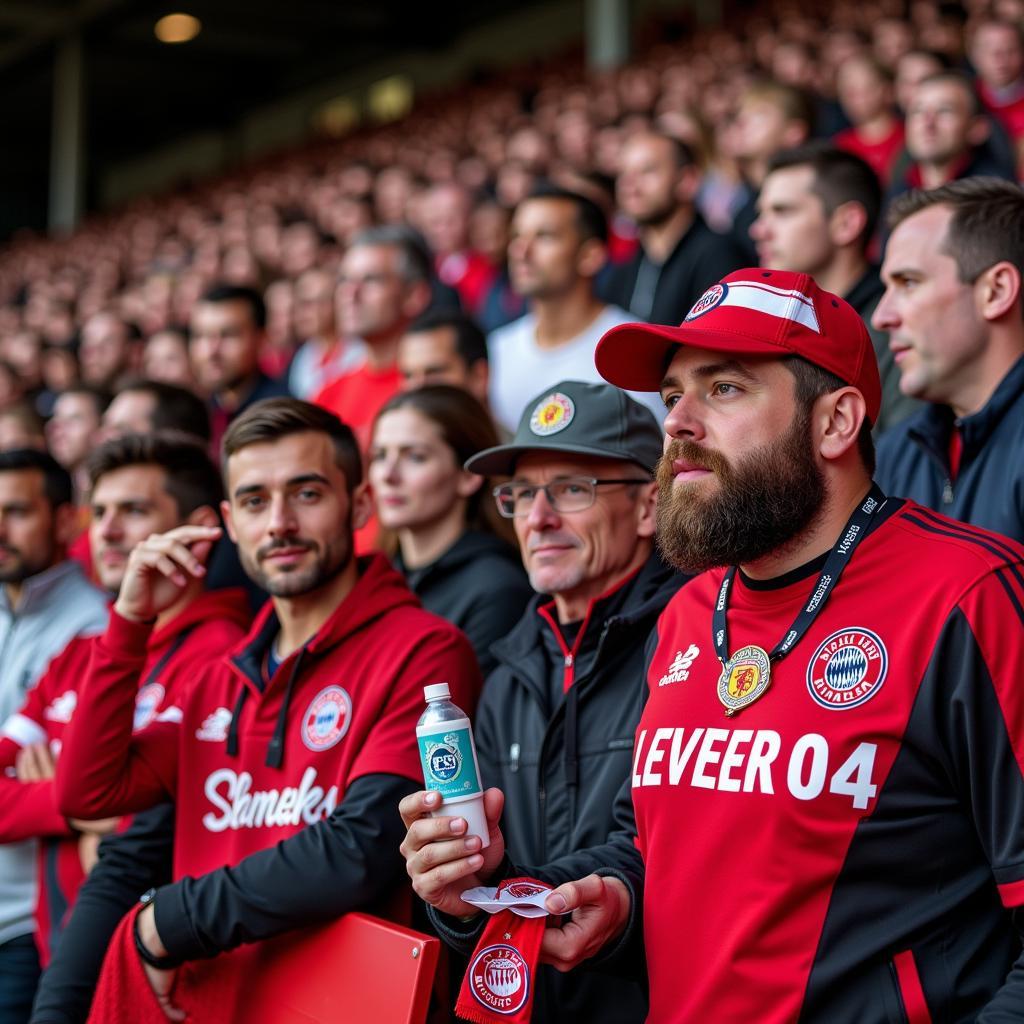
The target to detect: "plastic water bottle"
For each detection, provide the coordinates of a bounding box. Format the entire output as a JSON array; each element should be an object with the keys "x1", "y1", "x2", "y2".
[{"x1": 416, "y1": 682, "x2": 489, "y2": 848}]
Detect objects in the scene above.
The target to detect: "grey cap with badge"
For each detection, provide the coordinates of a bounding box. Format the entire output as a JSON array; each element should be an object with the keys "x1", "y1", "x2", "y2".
[{"x1": 465, "y1": 379, "x2": 663, "y2": 477}]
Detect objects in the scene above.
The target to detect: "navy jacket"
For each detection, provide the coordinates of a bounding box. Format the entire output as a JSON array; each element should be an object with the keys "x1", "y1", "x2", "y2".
[{"x1": 875, "y1": 355, "x2": 1024, "y2": 542}]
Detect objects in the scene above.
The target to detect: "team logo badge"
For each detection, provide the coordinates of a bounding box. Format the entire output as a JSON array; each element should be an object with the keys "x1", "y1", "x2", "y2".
[
  {"x1": 529, "y1": 392, "x2": 574, "y2": 436},
  {"x1": 468, "y1": 944, "x2": 531, "y2": 1015},
  {"x1": 717, "y1": 644, "x2": 771, "y2": 716},
  {"x1": 44, "y1": 690, "x2": 77, "y2": 723},
  {"x1": 196, "y1": 707, "x2": 232, "y2": 742},
  {"x1": 504, "y1": 881, "x2": 548, "y2": 899},
  {"x1": 301, "y1": 685, "x2": 352, "y2": 752},
  {"x1": 806, "y1": 627, "x2": 888, "y2": 710},
  {"x1": 685, "y1": 282, "x2": 728, "y2": 321},
  {"x1": 658, "y1": 644, "x2": 700, "y2": 687},
  {"x1": 424, "y1": 735, "x2": 463, "y2": 784},
  {"x1": 133, "y1": 683, "x2": 165, "y2": 731}
]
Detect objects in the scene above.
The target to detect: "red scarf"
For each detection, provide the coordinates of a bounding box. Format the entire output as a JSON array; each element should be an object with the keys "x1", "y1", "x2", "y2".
[{"x1": 456, "y1": 878, "x2": 551, "y2": 1023}]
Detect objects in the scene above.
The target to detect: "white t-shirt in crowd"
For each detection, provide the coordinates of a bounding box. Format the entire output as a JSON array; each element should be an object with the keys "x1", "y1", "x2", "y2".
[{"x1": 488, "y1": 305, "x2": 666, "y2": 433}]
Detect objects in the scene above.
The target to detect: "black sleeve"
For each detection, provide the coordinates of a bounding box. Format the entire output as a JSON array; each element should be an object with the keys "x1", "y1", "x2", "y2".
[
  {"x1": 153, "y1": 773, "x2": 418, "y2": 960},
  {"x1": 978, "y1": 909, "x2": 1024, "y2": 1023},
  {"x1": 30, "y1": 803, "x2": 176, "y2": 1024}
]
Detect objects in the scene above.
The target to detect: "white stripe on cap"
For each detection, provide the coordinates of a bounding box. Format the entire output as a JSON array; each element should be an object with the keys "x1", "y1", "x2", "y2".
[{"x1": 719, "y1": 281, "x2": 821, "y2": 333}]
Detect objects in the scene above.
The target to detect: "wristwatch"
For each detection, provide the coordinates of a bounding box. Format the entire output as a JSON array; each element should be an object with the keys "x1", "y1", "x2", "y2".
[{"x1": 134, "y1": 888, "x2": 183, "y2": 970}]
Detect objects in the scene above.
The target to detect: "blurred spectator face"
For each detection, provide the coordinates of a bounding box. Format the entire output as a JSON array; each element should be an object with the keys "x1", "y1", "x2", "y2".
[
  {"x1": 733, "y1": 96, "x2": 805, "y2": 165},
  {"x1": 508, "y1": 197, "x2": 605, "y2": 299},
  {"x1": 369, "y1": 406, "x2": 477, "y2": 533},
  {"x1": 772, "y1": 42, "x2": 815, "y2": 89},
  {"x1": 751, "y1": 165, "x2": 835, "y2": 273},
  {"x1": 293, "y1": 269, "x2": 336, "y2": 341},
  {"x1": 281, "y1": 222, "x2": 319, "y2": 278},
  {"x1": 0, "y1": 364, "x2": 21, "y2": 408},
  {"x1": 100, "y1": 390, "x2": 157, "y2": 440},
  {"x1": 190, "y1": 299, "x2": 263, "y2": 396},
  {"x1": 905, "y1": 78, "x2": 986, "y2": 165},
  {"x1": 46, "y1": 391, "x2": 102, "y2": 471},
  {"x1": 222, "y1": 246, "x2": 262, "y2": 288},
  {"x1": 506, "y1": 127, "x2": 551, "y2": 172},
  {"x1": 469, "y1": 203, "x2": 511, "y2": 267},
  {"x1": 80, "y1": 312, "x2": 134, "y2": 388},
  {"x1": 143, "y1": 329, "x2": 194, "y2": 388},
  {"x1": 616, "y1": 134, "x2": 697, "y2": 226},
  {"x1": 41, "y1": 347, "x2": 77, "y2": 393},
  {"x1": 336, "y1": 243, "x2": 423, "y2": 343},
  {"x1": 374, "y1": 167, "x2": 414, "y2": 224},
  {"x1": 2, "y1": 331, "x2": 42, "y2": 389},
  {"x1": 495, "y1": 162, "x2": 537, "y2": 208},
  {"x1": 89, "y1": 464, "x2": 184, "y2": 593},
  {"x1": 837, "y1": 57, "x2": 894, "y2": 126},
  {"x1": 0, "y1": 468, "x2": 70, "y2": 583},
  {"x1": 873, "y1": 19, "x2": 914, "y2": 70},
  {"x1": 398, "y1": 327, "x2": 489, "y2": 405},
  {"x1": 970, "y1": 22, "x2": 1024, "y2": 90},
  {"x1": 420, "y1": 184, "x2": 471, "y2": 258},
  {"x1": 0, "y1": 408, "x2": 45, "y2": 452},
  {"x1": 895, "y1": 51, "x2": 945, "y2": 113}
]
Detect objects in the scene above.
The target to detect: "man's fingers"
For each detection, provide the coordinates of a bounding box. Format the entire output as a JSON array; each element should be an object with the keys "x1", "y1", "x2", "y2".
[
  {"x1": 483, "y1": 787, "x2": 505, "y2": 827},
  {"x1": 544, "y1": 873, "x2": 605, "y2": 915},
  {"x1": 539, "y1": 921, "x2": 592, "y2": 972},
  {"x1": 400, "y1": 813, "x2": 473, "y2": 858},
  {"x1": 398, "y1": 789, "x2": 441, "y2": 830},
  {"x1": 407, "y1": 835, "x2": 483, "y2": 877}
]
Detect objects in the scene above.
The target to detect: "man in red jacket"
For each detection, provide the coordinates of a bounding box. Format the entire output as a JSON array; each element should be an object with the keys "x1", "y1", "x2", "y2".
[
  {"x1": 0, "y1": 432, "x2": 250, "y2": 966},
  {"x1": 57, "y1": 398, "x2": 481, "y2": 1020}
]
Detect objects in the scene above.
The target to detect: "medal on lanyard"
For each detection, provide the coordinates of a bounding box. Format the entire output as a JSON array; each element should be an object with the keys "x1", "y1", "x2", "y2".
[{"x1": 713, "y1": 485, "x2": 886, "y2": 716}]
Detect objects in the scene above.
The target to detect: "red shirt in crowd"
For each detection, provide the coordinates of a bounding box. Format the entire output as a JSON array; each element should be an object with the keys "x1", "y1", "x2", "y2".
[{"x1": 833, "y1": 121, "x2": 905, "y2": 183}]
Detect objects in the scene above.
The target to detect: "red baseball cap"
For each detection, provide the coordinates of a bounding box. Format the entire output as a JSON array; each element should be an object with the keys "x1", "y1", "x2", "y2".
[{"x1": 595, "y1": 268, "x2": 882, "y2": 424}]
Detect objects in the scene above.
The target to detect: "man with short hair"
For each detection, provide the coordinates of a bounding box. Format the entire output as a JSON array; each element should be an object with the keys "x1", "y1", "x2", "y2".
[
  {"x1": 79, "y1": 313, "x2": 141, "y2": 392},
  {"x1": 99, "y1": 380, "x2": 212, "y2": 444},
  {"x1": 602, "y1": 132, "x2": 743, "y2": 325},
  {"x1": 970, "y1": 18, "x2": 1024, "y2": 145},
  {"x1": 313, "y1": 227, "x2": 433, "y2": 450},
  {"x1": 0, "y1": 451, "x2": 108, "y2": 1023},
  {"x1": 45, "y1": 386, "x2": 110, "y2": 497},
  {"x1": 887, "y1": 71, "x2": 1014, "y2": 202},
  {"x1": 752, "y1": 143, "x2": 921, "y2": 431},
  {"x1": 56, "y1": 398, "x2": 480, "y2": 1018},
  {"x1": 189, "y1": 284, "x2": 289, "y2": 455},
  {"x1": 0, "y1": 434, "x2": 249, "y2": 993},
  {"x1": 540, "y1": 267, "x2": 1024, "y2": 1021},
  {"x1": 488, "y1": 186, "x2": 664, "y2": 432},
  {"x1": 833, "y1": 54, "x2": 905, "y2": 183},
  {"x1": 397, "y1": 309, "x2": 490, "y2": 406},
  {"x1": 400, "y1": 380, "x2": 681, "y2": 1022},
  {"x1": 873, "y1": 178, "x2": 1024, "y2": 540}
]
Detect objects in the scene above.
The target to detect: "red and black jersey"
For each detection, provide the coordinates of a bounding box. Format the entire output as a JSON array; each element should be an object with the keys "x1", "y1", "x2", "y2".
[
  {"x1": 0, "y1": 589, "x2": 249, "y2": 965},
  {"x1": 633, "y1": 500, "x2": 1024, "y2": 1023}
]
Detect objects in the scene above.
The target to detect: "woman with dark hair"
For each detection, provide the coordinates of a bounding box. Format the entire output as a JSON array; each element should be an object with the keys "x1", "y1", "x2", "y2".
[{"x1": 369, "y1": 385, "x2": 533, "y2": 675}]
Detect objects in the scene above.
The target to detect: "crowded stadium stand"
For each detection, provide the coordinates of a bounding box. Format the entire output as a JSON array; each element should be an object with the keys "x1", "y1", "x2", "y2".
[{"x1": 1, "y1": 0, "x2": 1024, "y2": 1020}]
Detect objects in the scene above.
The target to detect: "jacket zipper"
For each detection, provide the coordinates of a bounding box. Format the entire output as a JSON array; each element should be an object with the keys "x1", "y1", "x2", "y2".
[{"x1": 942, "y1": 478, "x2": 953, "y2": 505}]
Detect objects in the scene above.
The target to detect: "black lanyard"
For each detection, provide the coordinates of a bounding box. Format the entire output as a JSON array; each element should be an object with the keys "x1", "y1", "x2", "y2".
[{"x1": 712, "y1": 484, "x2": 886, "y2": 669}]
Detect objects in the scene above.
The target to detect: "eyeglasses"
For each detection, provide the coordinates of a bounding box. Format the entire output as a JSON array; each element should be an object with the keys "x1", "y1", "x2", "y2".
[{"x1": 493, "y1": 476, "x2": 650, "y2": 518}]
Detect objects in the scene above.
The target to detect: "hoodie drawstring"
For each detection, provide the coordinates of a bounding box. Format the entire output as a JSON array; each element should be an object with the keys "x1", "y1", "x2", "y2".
[
  {"x1": 225, "y1": 687, "x2": 248, "y2": 758},
  {"x1": 266, "y1": 647, "x2": 305, "y2": 769}
]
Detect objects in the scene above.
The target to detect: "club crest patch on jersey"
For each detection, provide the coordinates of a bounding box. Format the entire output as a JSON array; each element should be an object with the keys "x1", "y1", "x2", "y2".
[
  {"x1": 196, "y1": 707, "x2": 232, "y2": 742},
  {"x1": 44, "y1": 690, "x2": 77, "y2": 723},
  {"x1": 133, "y1": 683, "x2": 165, "y2": 731},
  {"x1": 806, "y1": 627, "x2": 888, "y2": 710},
  {"x1": 529, "y1": 392, "x2": 574, "y2": 436},
  {"x1": 301, "y1": 685, "x2": 352, "y2": 752},
  {"x1": 468, "y1": 943, "x2": 531, "y2": 1015},
  {"x1": 685, "y1": 282, "x2": 728, "y2": 321}
]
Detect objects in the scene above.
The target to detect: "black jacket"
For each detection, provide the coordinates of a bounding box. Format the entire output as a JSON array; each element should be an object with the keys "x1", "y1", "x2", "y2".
[
  {"x1": 875, "y1": 354, "x2": 1024, "y2": 543},
  {"x1": 429, "y1": 551, "x2": 685, "y2": 1024},
  {"x1": 396, "y1": 530, "x2": 534, "y2": 677},
  {"x1": 600, "y1": 212, "x2": 746, "y2": 325},
  {"x1": 844, "y1": 267, "x2": 922, "y2": 435}
]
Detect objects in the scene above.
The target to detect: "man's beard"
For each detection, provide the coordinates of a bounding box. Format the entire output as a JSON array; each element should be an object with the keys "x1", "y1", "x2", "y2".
[
  {"x1": 0, "y1": 541, "x2": 54, "y2": 585},
  {"x1": 655, "y1": 410, "x2": 826, "y2": 574},
  {"x1": 240, "y1": 515, "x2": 354, "y2": 598}
]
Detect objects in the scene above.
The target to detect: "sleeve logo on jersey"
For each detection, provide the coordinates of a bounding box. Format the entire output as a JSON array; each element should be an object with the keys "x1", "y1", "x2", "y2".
[
  {"x1": 301, "y1": 685, "x2": 352, "y2": 752},
  {"x1": 43, "y1": 690, "x2": 77, "y2": 723},
  {"x1": 133, "y1": 683, "x2": 165, "y2": 731},
  {"x1": 196, "y1": 707, "x2": 232, "y2": 742},
  {"x1": 468, "y1": 943, "x2": 531, "y2": 1015},
  {"x1": 806, "y1": 627, "x2": 888, "y2": 710},
  {"x1": 658, "y1": 644, "x2": 701, "y2": 686}
]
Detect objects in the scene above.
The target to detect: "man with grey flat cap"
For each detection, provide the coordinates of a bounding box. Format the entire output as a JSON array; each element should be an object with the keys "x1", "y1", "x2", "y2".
[{"x1": 398, "y1": 379, "x2": 686, "y2": 1023}]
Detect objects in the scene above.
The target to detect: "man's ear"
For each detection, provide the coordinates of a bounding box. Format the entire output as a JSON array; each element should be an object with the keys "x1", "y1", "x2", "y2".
[
  {"x1": 456, "y1": 471, "x2": 484, "y2": 500},
  {"x1": 817, "y1": 388, "x2": 867, "y2": 464},
  {"x1": 187, "y1": 505, "x2": 220, "y2": 529},
  {"x1": 975, "y1": 260, "x2": 1021, "y2": 322},
  {"x1": 350, "y1": 481, "x2": 374, "y2": 532},
  {"x1": 220, "y1": 499, "x2": 238, "y2": 543},
  {"x1": 967, "y1": 115, "x2": 990, "y2": 147},
  {"x1": 635, "y1": 481, "x2": 659, "y2": 540},
  {"x1": 576, "y1": 238, "x2": 609, "y2": 279},
  {"x1": 54, "y1": 503, "x2": 79, "y2": 547},
  {"x1": 402, "y1": 280, "x2": 433, "y2": 320},
  {"x1": 827, "y1": 200, "x2": 868, "y2": 250}
]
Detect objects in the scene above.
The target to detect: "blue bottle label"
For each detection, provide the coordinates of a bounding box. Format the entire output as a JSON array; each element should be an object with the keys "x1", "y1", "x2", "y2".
[{"x1": 418, "y1": 725, "x2": 482, "y2": 800}]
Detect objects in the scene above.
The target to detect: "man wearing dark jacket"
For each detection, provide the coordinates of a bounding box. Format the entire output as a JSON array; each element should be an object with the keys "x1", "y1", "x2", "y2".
[
  {"x1": 602, "y1": 132, "x2": 744, "y2": 325},
  {"x1": 400, "y1": 380, "x2": 685, "y2": 1023},
  {"x1": 873, "y1": 178, "x2": 1024, "y2": 541}
]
